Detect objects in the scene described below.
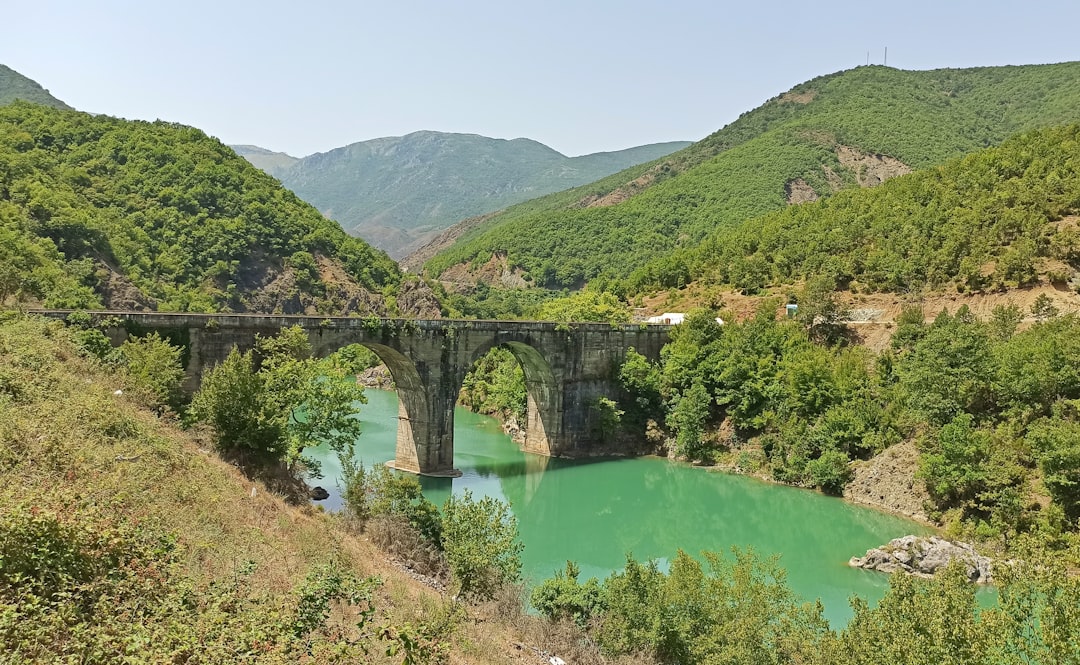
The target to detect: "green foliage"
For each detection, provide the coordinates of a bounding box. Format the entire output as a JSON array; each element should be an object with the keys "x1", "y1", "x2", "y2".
[
  {"x1": 679, "y1": 122, "x2": 1080, "y2": 297},
  {"x1": 0, "y1": 502, "x2": 420, "y2": 663},
  {"x1": 795, "y1": 274, "x2": 850, "y2": 344},
  {"x1": 1027, "y1": 417, "x2": 1080, "y2": 521},
  {"x1": 669, "y1": 380, "x2": 711, "y2": 461},
  {"x1": 531, "y1": 289, "x2": 631, "y2": 323},
  {"x1": 0, "y1": 102, "x2": 401, "y2": 312},
  {"x1": 590, "y1": 396, "x2": 624, "y2": 444},
  {"x1": 530, "y1": 561, "x2": 606, "y2": 627},
  {"x1": 895, "y1": 307, "x2": 992, "y2": 427},
  {"x1": 1031, "y1": 293, "x2": 1060, "y2": 321},
  {"x1": 118, "y1": 332, "x2": 185, "y2": 410},
  {"x1": 804, "y1": 449, "x2": 853, "y2": 495},
  {"x1": 191, "y1": 347, "x2": 285, "y2": 464},
  {"x1": 363, "y1": 465, "x2": 443, "y2": 545},
  {"x1": 617, "y1": 347, "x2": 664, "y2": 424},
  {"x1": 190, "y1": 326, "x2": 365, "y2": 476},
  {"x1": 0, "y1": 314, "x2": 454, "y2": 662},
  {"x1": 291, "y1": 562, "x2": 377, "y2": 640},
  {"x1": 596, "y1": 549, "x2": 828, "y2": 664},
  {"x1": 457, "y1": 347, "x2": 526, "y2": 424},
  {"x1": 536, "y1": 546, "x2": 1080, "y2": 665},
  {"x1": 427, "y1": 63, "x2": 1080, "y2": 290},
  {"x1": 440, "y1": 489, "x2": 523, "y2": 601},
  {"x1": 833, "y1": 563, "x2": 987, "y2": 665}
]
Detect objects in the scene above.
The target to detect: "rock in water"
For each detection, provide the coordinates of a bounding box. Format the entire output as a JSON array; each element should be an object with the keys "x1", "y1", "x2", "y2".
[
  {"x1": 310, "y1": 486, "x2": 330, "y2": 501},
  {"x1": 849, "y1": 535, "x2": 992, "y2": 583}
]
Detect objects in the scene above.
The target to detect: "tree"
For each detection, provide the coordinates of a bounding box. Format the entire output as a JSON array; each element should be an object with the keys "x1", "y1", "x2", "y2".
[
  {"x1": 795, "y1": 275, "x2": 850, "y2": 345},
  {"x1": 440, "y1": 489, "x2": 522, "y2": 601},
  {"x1": 895, "y1": 308, "x2": 992, "y2": 427},
  {"x1": 669, "y1": 380, "x2": 711, "y2": 461},
  {"x1": 190, "y1": 347, "x2": 283, "y2": 464},
  {"x1": 530, "y1": 561, "x2": 606, "y2": 626},
  {"x1": 833, "y1": 563, "x2": 988, "y2": 665},
  {"x1": 1027, "y1": 419, "x2": 1080, "y2": 521},
  {"x1": 190, "y1": 326, "x2": 365, "y2": 477},
  {"x1": 118, "y1": 332, "x2": 184, "y2": 411},
  {"x1": 1031, "y1": 293, "x2": 1060, "y2": 321},
  {"x1": 532, "y1": 290, "x2": 631, "y2": 323}
]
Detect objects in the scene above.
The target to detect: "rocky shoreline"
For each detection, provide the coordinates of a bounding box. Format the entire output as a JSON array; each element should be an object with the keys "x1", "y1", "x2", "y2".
[{"x1": 849, "y1": 535, "x2": 993, "y2": 583}]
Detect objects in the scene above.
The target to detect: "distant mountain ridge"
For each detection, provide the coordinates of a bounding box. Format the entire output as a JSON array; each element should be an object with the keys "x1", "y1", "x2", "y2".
[
  {"x1": 0, "y1": 64, "x2": 71, "y2": 109},
  {"x1": 233, "y1": 132, "x2": 691, "y2": 258},
  {"x1": 231, "y1": 144, "x2": 299, "y2": 175}
]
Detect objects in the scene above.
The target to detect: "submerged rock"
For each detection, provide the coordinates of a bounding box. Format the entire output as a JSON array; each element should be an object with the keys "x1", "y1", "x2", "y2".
[{"x1": 849, "y1": 535, "x2": 992, "y2": 583}]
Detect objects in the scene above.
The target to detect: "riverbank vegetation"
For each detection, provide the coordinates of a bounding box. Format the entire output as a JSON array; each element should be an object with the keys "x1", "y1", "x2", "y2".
[
  {"x1": 613, "y1": 304, "x2": 1080, "y2": 547},
  {"x1": 189, "y1": 325, "x2": 366, "y2": 494},
  {"x1": 530, "y1": 547, "x2": 1079, "y2": 664},
  {"x1": 5, "y1": 310, "x2": 1080, "y2": 663}
]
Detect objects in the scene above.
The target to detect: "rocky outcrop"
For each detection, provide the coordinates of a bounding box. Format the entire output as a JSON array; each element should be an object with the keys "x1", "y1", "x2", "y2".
[
  {"x1": 785, "y1": 178, "x2": 819, "y2": 205},
  {"x1": 357, "y1": 365, "x2": 395, "y2": 390},
  {"x1": 97, "y1": 261, "x2": 157, "y2": 311},
  {"x1": 395, "y1": 279, "x2": 442, "y2": 318},
  {"x1": 844, "y1": 440, "x2": 931, "y2": 522},
  {"x1": 849, "y1": 535, "x2": 992, "y2": 583}
]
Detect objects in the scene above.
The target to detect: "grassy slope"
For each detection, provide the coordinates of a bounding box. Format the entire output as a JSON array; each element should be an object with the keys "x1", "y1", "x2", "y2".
[
  {"x1": 0, "y1": 102, "x2": 402, "y2": 312},
  {"x1": 0, "y1": 314, "x2": 532, "y2": 663},
  {"x1": 424, "y1": 62, "x2": 1080, "y2": 288}
]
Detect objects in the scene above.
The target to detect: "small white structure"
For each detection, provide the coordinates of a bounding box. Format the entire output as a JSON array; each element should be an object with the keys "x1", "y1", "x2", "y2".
[
  {"x1": 645, "y1": 312, "x2": 724, "y2": 326},
  {"x1": 646, "y1": 312, "x2": 686, "y2": 325}
]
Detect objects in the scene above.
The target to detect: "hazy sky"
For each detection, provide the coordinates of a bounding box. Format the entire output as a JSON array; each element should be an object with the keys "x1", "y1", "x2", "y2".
[{"x1": 4, "y1": 1, "x2": 1078, "y2": 157}]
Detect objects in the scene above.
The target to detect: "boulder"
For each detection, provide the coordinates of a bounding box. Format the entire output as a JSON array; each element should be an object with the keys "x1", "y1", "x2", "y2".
[
  {"x1": 310, "y1": 486, "x2": 330, "y2": 501},
  {"x1": 849, "y1": 535, "x2": 992, "y2": 583}
]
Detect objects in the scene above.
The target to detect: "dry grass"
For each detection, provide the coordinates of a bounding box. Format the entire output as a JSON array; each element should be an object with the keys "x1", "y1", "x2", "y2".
[{"x1": 0, "y1": 315, "x2": 548, "y2": 663}]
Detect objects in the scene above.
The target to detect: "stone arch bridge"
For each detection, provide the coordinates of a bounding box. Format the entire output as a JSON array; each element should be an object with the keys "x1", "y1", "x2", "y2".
[{"x1": 39, "y1": 312, "x2": 670, "y2": 476}]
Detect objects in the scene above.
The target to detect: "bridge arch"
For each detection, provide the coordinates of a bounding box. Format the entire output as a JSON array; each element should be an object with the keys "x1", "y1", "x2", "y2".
[
  {"x1": 307, "y1": 336, "x2": 446, "y2": 474},
  {"x1": 353, "y1": 343, "x2": 434, "y2": 475},
  {"x1": 465, "y1": 340, "x2": 563, "y2": 457}
]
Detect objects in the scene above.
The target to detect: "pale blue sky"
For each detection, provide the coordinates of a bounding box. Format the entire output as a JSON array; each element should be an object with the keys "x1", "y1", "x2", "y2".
[{"x1": 4, "y1": 1, "x2": 1078, "y2": 157}]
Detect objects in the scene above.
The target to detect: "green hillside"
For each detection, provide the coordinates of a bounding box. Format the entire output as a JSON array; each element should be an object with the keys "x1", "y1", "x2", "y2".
[
  {"x1": 659, "y1": 122, "x2": 1080, "y2": 295},
  {"x1": 0, "y1": 102, "x2": 407, "y2": 314},
  {"x1": 424, "y1": 62, "x2": 1080, "y2": 289},
  {"x1": 0, "y1": 65, "x2": 71, "y2": 110},
  {"x1": 253, "y1": 131, "x2": 690, "y2": 258}
]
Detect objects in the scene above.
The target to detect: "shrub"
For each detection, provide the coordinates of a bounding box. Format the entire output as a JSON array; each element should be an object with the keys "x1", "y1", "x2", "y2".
[{"x1": 441, "y1": 489, "x2": 523, "y2": 601}]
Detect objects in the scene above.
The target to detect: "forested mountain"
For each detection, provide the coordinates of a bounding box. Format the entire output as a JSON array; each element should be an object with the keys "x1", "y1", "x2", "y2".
[
  {"x1": 654, "y1": 123, "x2": 1080, "y2": 295},
  {"x1": 421, "y1": 62, "x2": 1080, "y2": 289},
  {"x1": 236, "y1": 132, "x2": 690, "y2": 258},
  {"x1": 0, "y1": 64, "x2": 71, "y2": 110},
  {"x1": 0, "y1": 102, "x2": 431, "y2": 316}
]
